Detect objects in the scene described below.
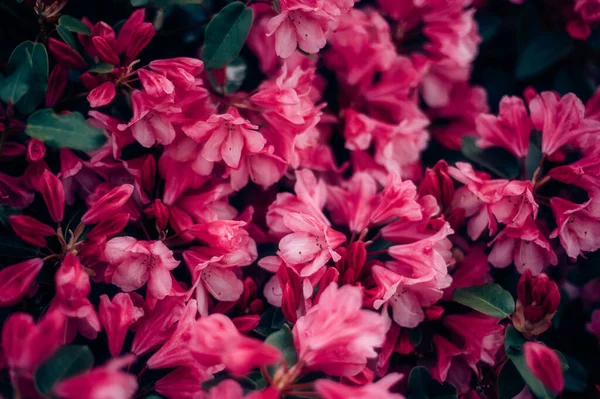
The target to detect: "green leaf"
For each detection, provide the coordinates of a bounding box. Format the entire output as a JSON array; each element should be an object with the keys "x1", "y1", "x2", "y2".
[
  {"x1": 498, "y1": 361, "x2": 526, "y2": 399},
  {"x1": 57, "y1": 26, "x2": 80, "y2": 51},
  {"x1": 563, "y1": 355, "x2": 587, "y2": 393},
  {"x1": 0, "y1": 205, "x2": 19, "y2": 228},
  {"x1": 461, "y1": 137, "x2": 520, "y2": 179},
  {"x1": 525, "y1": 131, "x2": 542, "y2": 180},
  {"x1": 59, "y1": 15, "x2": 91, "y2": 35},
  {"x1": 504, "y1": 326, "x2": 557, "y2": 399},
  {"x1": 516, "y1": 32, "x2": 573, "y2": 80},
  {"x1": 407, "y1": 366, "x2": 457, "y2": 399},
  {"x1": 0, "y1": 41, "x2": 48, "y2": 114},
  {"x1": 476, "y1": 12, "x2": 501, "y2": 43},
  {"x1": 264, "y1": 325, "x2": 297, "y2": 373},
  {"x1": 0, "y1": 236, "x2": 40, "y2": 259},
  {"x1": 409, "y1": 327, "x2": 422, "y2": 347},
  {"x1": 88, "y1": 63, "x2": 115, "y2": 74},
  {"x1": 131, "y1": 0, "x2": 151, "y2": 5},
  {"x1": 453, "y1": 283, "x2": 515, "y2": 318},
  {"x1": 25, "y1": 109, "x2": 107, "y2": 151},
  {"x1": 0, "y1": 64, "x2": 30, "y2": 104},
  {"x1": 202, "y1": 2, "x2": 253, "y2": 70},
  {"x1": 35, "y1": 345, "x2": 94, "y2": 395}
]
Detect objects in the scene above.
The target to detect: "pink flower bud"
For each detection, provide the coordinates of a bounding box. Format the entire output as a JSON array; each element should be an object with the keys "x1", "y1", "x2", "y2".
[
  {"x1": 87, "y1": 212, "x2": 130, "y2": 242},
  {"x1": 141, "y1": 154, "x2": 157, "y2": 195},
  {"x1": 126, "y1": 22, "x2": 155, "y2": 60},
  {"x1": 0, "y1": 258, "x2": 44, "y2": 307},
  {"x1": 524, "y1": 342, "x2": 564, "y2": 394},
  {"x1": 514, "y1": 270, "x2": 560, "y2": 339},
  {"x1": 144, "y1": 200, "x2": 169, "y2": 231},
  {"x1": 9, "y1": 215, "x2": 55, "y2": 247},
  {"x1": 138, "y1": 69, "x2": 174, "y2": 98},
  {"x1": 231, "y1": 315, "x2": 260, "y2": 334},
  {"x1": 418, "y1": 160, "x2": 454, "y2": 210},
  {"x1": 39, "y1": 170, "x2": 65, "y2": 223},
  {"x1": 115, "y1": 9, "x2": 146, "y2": 55},
  {"x1": 48, "y1": 38, "x2": 87, "y2": 70},
  {"x1": 26, "y1": 139, "x2": 46, "y2": 163},
  {"x1": 92, "y1": 36, "x2": 120, "y2": 65},
  {"x1": 87, "y1": 82, "x2": 116, "y2": 108},
  {"x1": 81, "y1": 184, "x2": 134, "y2": 225},
  {"x1": 45, "y1": 64, "x2": 68, "y2": 108}
]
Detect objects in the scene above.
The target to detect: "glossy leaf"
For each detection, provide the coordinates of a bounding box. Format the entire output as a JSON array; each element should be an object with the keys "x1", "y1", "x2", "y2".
[
  {"x1": 461, "y1": 137, "x2": 520, "y2": 179},
  {"x1": 59, "y1": 15, "x2": 91, "y2": 35},
  {"x1": 26, "y1": 109, "x2": 107, "y2": 151},
  {"x1": 202, "y1": 2, "x2": 253, "y2": 69},
  {"x1": 35, "y1": 345, "x2": 94, "y2": 395},
  {"x1": 505, "y1": 326, "x2": 557, "y2": 399},
  {"x1": 264, "y1": 325, "x2": 297, "y2": 372},
  {"x1": 407, "y1": 366, "x2": 457, "y2": 399},
  {"x1": 453, "y1": 283, "x2": 515, "y2": 318},
  {"x1": 57, "y1": 26, "x2": 80, "y2": 51},
  {"x1": 516, "y1": 32, "x2": 573, "y2": 80},
  {"x1": 498, "y1": 360, "x2": 526, "y2": 399}
]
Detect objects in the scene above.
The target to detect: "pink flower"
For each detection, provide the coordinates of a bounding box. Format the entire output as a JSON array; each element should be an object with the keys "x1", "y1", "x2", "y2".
[
  {"x1": 117, "y1": 91, "x2": 177, "y2": 148},
  {"x1": 53, "y1": 356, "x2": 138, "y2": 399},
  {"x1": 266, "y1": 1, "x2": 333, "y2": 58},
  {"x1": 549, "y1": 154, "x2": 600, "y2": 194},
  {"x1": 278, "y1": 212, "x2": 346, "y2": 277},
  {"x1": 0, "y1": 258, "x2": 44, "y2": 307},
  {"x1": 104, "y1": 237, "x2": 180, "y2": 299},
  {"x1": 99, "y1": 293, "x2": 144, "y2": 357},
  {"x1": 488, "y1": 219, "x2": 558, "y2": 275},
  {"x1": 524, "y1": 342, "x2": 565, "y2": 394},
  {"x1": 550, "y1": 196, "x2": 600, "y2": 259},
  {"x1": 189, "y1": 313, "x2": 281, "y2": 376},
  {"x1": 154, "y1": 367, "x2": 210, "y2": 399},
  {"x1": 443, "y1": 313, "x2": 505, "y2": 371},
  {"x1": 2, "y1": 310, "x2": 65, "y2": 397},
  {"x1": 54, "y1": 254, "x2": 101, "y2": 341},
  {"x1": 0, "y1": 172, "x2": 34, "y2": 209},
  {"x1": 315, "y1": 373, "x2": 404, "y2": 399},
  {"x1": 586, "y1": 309, "x2": 600, "y2": 342},
  {"x1": 529, "y1": 92, "x2": 600, "y2": 156},
  {"x1": 489, "y1": 180, "x2": 538, "y2": 227},
  {"x1": 147, "y1": 300, "x2": 198, "y2": 370},
  {"x1": 293, "y1": 283, "x2": 386, "y2": 376},
  {"x1": 131, "y1": 295, "x2": 186, "y2": 356},
  {"x1": 476, "y1": 96, "x2": 533, "y2": 159},
  {"x1": 183, "y1": 108, "x2": 266, "y2": 169}
]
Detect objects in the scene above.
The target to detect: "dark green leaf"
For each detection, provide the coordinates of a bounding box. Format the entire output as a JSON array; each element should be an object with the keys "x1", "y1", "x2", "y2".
[
  {"x1": 155, "y1": 0, "x2": 210, "y2": 4},
  {"x1": 0, "y1": 64, "x2": 30, "y2": 104},
  {"x1": 516, "y1": 5, "x2": 542, "y2": 50},
  {"x1": 35, "y1": 345, "x2": 94, "y2": 395},
  {"x1": 202, "y1": 2, "x2": 253, "y2": 69},
  {"x1": 407, "y1": 366, "x2": 457, "y2": 399},
  {"x1": 409, "y1": 327, "x2": 422, "y2": 346},
  {"x1": 131, "y1": 0, "x2": 151, "y2": 5},
  {"x1": 453, "y1": 283, "x2": 515, "y2": 318},
  {"x1": 525, "y1": 131, "x2": 542, "y2": 180},
  {"x1": 0, "y1": 205, "x2": 19, "y2": 228},
  {"x1": 476, "y1": 13, "x2": 501, "y2": 43},
  {"x1": 0, "y1": 236, "x2": 40, "y2": 258},
  {"x1": 516, "y1": 32, "x2": 573, "y2": 80},
  {"x1": 88, "y1": 63, "x2": 115, "y2": 74},
  {"x1": 264, "y1": 325, "x2": 297, "y2": 371},
  {"x1": 1, "y1": 41, "x2": 48, "y2": 114},
  {"x1": 26, "y1": 109, "x2": 107, "y2": 151},
  {"x1": 59, "y1": 15, "x2": 91, "y2": 35},
  {"x1": 564, "y1": 355, "x2": 587, "y2": 393},
  {"x1": 57, "y1": 26, "x2": 80, "y2": 51},
  {"x1": 498, "y1": 361, "x2": 526, "y2": 399},
  {"x1": 461, "y1": 137, "x2": 520, "y2": 179},
  {"x1": 505, "y1": 326, "x2": 557, "y2": 399}
]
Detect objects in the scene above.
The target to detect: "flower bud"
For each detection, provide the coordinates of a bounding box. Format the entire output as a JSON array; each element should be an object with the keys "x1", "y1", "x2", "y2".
[
  {"x1": 418, "y1": 160, "x2": 454, "y2": 210},
  {"x1": 514, "y1": 269, "x2": 560, "y2": 338},
  {"x1": 92, "y1": 36, "x2": 120, "y2": 65},
  {"x1": 81, "y1": 184, "x2": 134, "y2": 225},
  {"x1": 26, "y1": 139, "x2": 46, "y2": 163},
  {"x1": 9, "y1": 215, "x2": 55, "y2": 247},
  {"x1": 39, "y1": 170, "x2": 65, "y2": 223},
  {"x1": 524, "y1": 342, "x2": 564, "y2": 394},
  {"x1": 45, "y1": 64, "x2": 68, "y2": 108},
  {"x1": 48, "y1": 38, "x2": 87, "y2": 70}
]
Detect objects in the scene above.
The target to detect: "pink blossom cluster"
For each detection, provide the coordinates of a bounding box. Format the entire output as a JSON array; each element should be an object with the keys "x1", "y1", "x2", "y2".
[{"x1": 1, "y1": 0, "x2": 600, "y2": 398}]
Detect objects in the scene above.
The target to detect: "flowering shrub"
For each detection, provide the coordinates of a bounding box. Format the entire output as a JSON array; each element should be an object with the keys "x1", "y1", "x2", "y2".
[{"x1": 0, "y1": 0, "x2": 599, "y2": 398}]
